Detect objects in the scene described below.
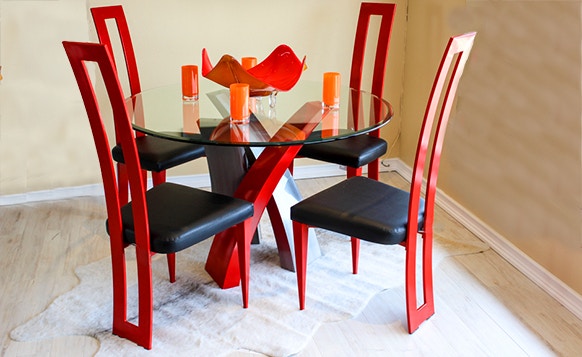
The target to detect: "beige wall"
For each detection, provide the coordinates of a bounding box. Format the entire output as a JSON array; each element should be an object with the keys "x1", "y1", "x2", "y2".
[
  {"x1": 0, "y1": 0, "x2": 405, "y2": 194},
  {"x1": 1, "y1": 0, "x2": 582, "y2": 297},
  {"x1": 0, "y1": 1, "x2": 93, "y2": 194},
  {"x1": 402, "y1": 0, "x2": 582, "y2": 294}
]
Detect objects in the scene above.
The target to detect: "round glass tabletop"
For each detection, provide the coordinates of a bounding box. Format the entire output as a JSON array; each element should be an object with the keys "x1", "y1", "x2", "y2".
[{"x1": 127, "y1": 81, "x2": 393, "y2": 147}]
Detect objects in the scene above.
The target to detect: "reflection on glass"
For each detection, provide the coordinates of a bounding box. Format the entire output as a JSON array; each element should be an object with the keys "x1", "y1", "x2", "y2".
[
  {"x1": 182, "y1": 101, "x2": 200, "y2": 134},
  {"x1": 321, "y1": 108, "x2": 340, "y2": 138}
]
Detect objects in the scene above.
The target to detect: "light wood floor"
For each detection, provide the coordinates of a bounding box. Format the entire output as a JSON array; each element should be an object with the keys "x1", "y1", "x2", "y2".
[{"x1": 1, "y1": 172, "x2": 581, "y2": 356}]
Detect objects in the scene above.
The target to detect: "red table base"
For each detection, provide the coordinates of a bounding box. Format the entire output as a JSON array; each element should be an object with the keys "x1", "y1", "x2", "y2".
[{"x1": 205, "y1": 102, "x2": 326, "y2": 288}]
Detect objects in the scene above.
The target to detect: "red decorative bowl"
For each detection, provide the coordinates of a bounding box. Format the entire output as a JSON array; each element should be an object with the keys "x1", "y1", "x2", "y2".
[{"x1": 202, "y1": 44, "x2": 306, "y2": 97}]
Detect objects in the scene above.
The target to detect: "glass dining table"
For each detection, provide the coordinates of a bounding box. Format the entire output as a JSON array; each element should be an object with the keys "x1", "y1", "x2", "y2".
[{"x1": 126, "y1": 80, "x2": 393, "y2": 289}]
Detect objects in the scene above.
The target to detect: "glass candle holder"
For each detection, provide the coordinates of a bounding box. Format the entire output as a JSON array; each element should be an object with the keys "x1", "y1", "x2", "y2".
[
  {"x1": 230, "y1": 121, "x2": 250, "y2": 143},
  {"x1": 322, "y1": 72, "x2": 340, "y2": 109},
  {"x1": 230, "y1": 83, "x2": 250, "y2": 124},
  {"x1": 181, "y1": 65, "x2": 199, "y2": 101},
  {"x1": 321, "y1": 107, "x2": 340, "y2": 138}
]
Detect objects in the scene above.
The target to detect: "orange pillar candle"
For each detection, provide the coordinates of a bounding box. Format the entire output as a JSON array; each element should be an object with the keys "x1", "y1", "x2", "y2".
[
  {"x1": 230, "y1": 83, "x2": 250, "y2": 124},
  {"x1": 241, "y1": 57, "x2": 257, "y2": 70},
  {"x1": 322, "y1": 72, "x2": 341, "y2": 108},
  {"x1": 181, "y1": 65, "x2": 199, "y2": 101}
]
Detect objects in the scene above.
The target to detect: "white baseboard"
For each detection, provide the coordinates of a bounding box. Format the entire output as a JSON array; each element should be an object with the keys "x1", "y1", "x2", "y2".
[
  {"x1": 162, "y1": 164, "x2": 354, "y2": 188},
  {"x1": 0, "y1": 163, "x2": 349, "y2": 206},
  {"x1": 391, "y1": 158, "x2": 582, "y2": 322},
  {"x1": 3, "y1": 159, "x2": 581, "y2": 322},
  {"x1": 0, "y1": 184, "x2": 107, "y2": 206}
]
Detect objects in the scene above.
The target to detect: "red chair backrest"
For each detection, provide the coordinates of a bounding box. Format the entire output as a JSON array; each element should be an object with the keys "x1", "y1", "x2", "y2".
[
  {"x1": 91, "y1": 5, "x2": 142, "y2": 97},
  {"x1": 408, "y1": 32, "x2": 477, "y2": 239},
  {"x1": 350, "y1": 3, "x2": 396, "y2": 98},
  {"x1": 62, "y1": 41, "x2": 150, "y2": 252},
  {"x1": 91, "y1": 5, "x2": 144, "y2": 140},
  {"x1": 349, "y1": 2, "x2": 396, "y2": 131}
]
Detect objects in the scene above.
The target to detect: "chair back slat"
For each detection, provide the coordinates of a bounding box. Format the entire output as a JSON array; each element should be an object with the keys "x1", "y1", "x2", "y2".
[
  {"x1": 91, "y1": 5, "x2": 142, "y2": 97},
  {"x1": 62, "y1": 41, "x2": 150, "y2": 252},
  {"x1": 92, "y1": 5, "x2": 145, "y2": 140},
  {"x1": 408, "y1": 32, "x2": 477, "y2": 237},
  {"x1": 350, "y1": 3, "x2": 396, "y2": 99}
]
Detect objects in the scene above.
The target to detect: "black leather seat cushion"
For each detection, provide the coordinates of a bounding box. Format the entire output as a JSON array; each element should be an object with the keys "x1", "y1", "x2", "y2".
[
  {"x1": 108, "y1": 182, "x2": 254, "y2": 254},
  {"x1": 112, "y1": 135, "x2": 205, "y2": 172},
  {"x1": 297, "y1": 134, "x2": 387, "y2": 168},
  {"x1": 291, "y1": 176, "x2": 424, "y2": 245}
]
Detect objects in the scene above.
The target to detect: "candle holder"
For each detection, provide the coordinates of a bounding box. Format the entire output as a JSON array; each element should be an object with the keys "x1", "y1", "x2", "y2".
[
  {"x1": 181, "y1": 65, "x2": 199, "y2": 101},
  {"x1": 323, "y1": 72, "x2": 340, "y2": 109},
  {"x1": 230, "y1": 83, "x2": 250, "y2": 124}
]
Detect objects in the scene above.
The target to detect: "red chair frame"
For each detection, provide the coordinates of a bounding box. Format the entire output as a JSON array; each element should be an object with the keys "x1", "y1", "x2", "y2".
[
  {"x1": 63, "y1": 41, "x2": 254, "y2": 349},
  {"x1": 292, "y1": 3, "x2": 396, "y2": 177},
  {"x1": 348, "y1": 2, "x2": 396, "y2": 179},
  {"x1": 64, "y1": 40, "x2": 155, "y2": 348},
  {"x1": 294, "y1": 32, "x2": 477, "y2": 334},
  {"x1": 91, "y1": 5, "x2": 148, "y2": 204},
  {"x1": 401, "y1": 32, "x2": 477, "y2": 332},
  {"x1": 347, "y1": 2, "x2": 397, "y2": 273},
  {"x1": 91, "y1": 5, "x2": 180, "y2": 283}
]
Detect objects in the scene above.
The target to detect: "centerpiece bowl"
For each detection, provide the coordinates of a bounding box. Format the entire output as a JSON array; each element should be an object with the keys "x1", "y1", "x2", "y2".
[{"x1": 202, "y1": 44, "x2": 306, "y2": 97}]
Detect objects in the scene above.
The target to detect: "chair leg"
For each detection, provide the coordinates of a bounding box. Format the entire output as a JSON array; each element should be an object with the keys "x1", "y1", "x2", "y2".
[
  {"x1": 151, "y1": 170, "x2": 176, "y2": 284},
  {"x1": 237, "y1": 218, "x2": 254, "y2": 308},
  {"x1": 346, "y1": 163, "x2": 362, "y2": 275},
  {"x1": 117, "y1": 163, "x2": 129, "y2": 205},
  {"x1": 368, "y1": 158, "x2": 380, "y2": 181},
  {"x1": 110, "y1": 244, "x2": 154, "y2": 349},
  {"x1": 167, "y1": 253, "x2": 176, "y2": 283},
  {"x1": 110, "y1": 242, "x2": 128, "y2": 343},
  {"x1": 404, "y1": 230, "x2": 435, "y2": 333},
  {"x1": 345, "y1": 162, "x2": 362, "y2": 275},
  {"x1": 141, "y1": 170, "x2": 148, "y2": 190},
  {"x1": 293, "y1": 221, "x2": 309, "y2": 310},
  {"x1": 351, "y1": 237, "x2": 360, "y2": 274},
  {"x1": 152, "y1": 170, "x2": 166, "y2": 186},
  {"x1": 347, "y1": 166, "x2": 362, "y2": 179}
]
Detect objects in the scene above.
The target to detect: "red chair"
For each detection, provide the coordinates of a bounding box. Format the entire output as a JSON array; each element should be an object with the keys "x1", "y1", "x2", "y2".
[
  {"x1": 91, "y1": 5, "x2": 206, "y2": 282},
  {"x1": 63, "y1": 41, "x2": 254, "y2": 349},
  {"x1": 291, "y1": 32, "x2": 477, "y2": 333},
  {"x1": 294, "y1": 2, "x2": 396, "y2": 181}
]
